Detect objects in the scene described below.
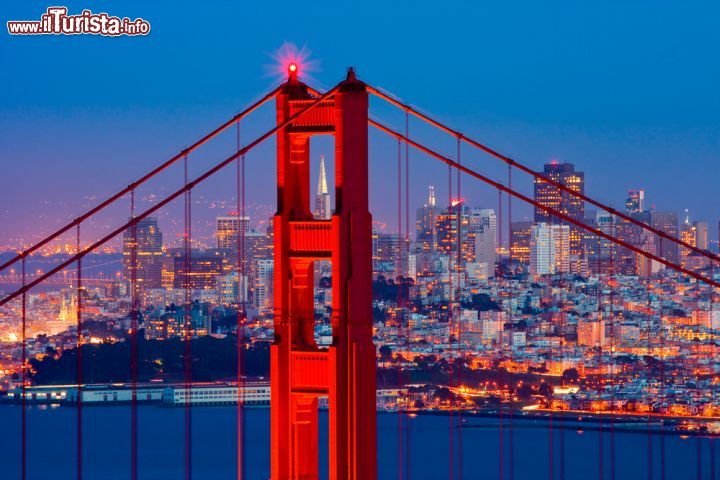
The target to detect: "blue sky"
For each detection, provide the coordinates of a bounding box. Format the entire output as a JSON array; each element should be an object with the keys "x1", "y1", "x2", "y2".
[{"x1": 1, "y1": 1, "x2": 719, "y2": 247}]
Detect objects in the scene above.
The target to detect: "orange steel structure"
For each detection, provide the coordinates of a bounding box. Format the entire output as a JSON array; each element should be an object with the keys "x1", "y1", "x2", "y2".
[{"x1": 270, "y1": 67, "x2": 377, "y2": 479}]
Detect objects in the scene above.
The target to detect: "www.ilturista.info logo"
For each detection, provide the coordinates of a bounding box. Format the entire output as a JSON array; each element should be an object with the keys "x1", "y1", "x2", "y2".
[{"x1": 7, "y1": 7, "x2": 150, "y2": 36}]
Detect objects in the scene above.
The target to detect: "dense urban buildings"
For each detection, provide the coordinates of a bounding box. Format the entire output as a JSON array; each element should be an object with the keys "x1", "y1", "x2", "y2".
[
  {"x1": 3, "y1": 160, "x2": 720, "y2": 428},
  {"x1": 533, "y1": 161, "x2": 585, "y2": 256},
  {"x1": 122, "y1": 217, "x2": 163, "y2": 291}
]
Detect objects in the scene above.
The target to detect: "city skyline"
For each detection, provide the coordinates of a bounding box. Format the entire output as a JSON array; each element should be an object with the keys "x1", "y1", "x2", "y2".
[
  {"x1": 2, "y1": 2, "x2": 719, "y2": 248},
  {"x1": 3, "y1": 3, "x2": 720, "y2": 479}
]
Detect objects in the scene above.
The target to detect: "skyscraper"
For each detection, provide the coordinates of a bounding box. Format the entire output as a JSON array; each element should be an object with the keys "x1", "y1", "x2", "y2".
[
  {"x1": 313, "y1": 154, "x2": 331, "y2": 220},
  {"x1": 694, "y1": 221, "x2": 709, "y2": 251},
  {"x1": 510, "y1": 221, "x2": 533, "y2": 264},
  {"x1": 416, "y1": 185, "x2": 442, "y2": 252},
  {"x1": 530, "y1": 223, "x2": 570, "y2": 275},
  {"x1": 534, "y1": 161, "x2": 585, "y2": 256},
  {"x1": 625, "y1": 189, "x2": 645, "y2": 213},
  {"x1": 216, "y1": 214, "x2": 250, "y2": 250},
  {"x1": 122, "y1": 217, "x2": 163, "y2": 292},
  {"x1": 468, "y1": 208, "x2": 497, "y2": 268},
  {"x1": 651, "y1": 211, "x2": 680, "y2": 265},
  {"x1": 680, "y1": 210, "x2": 697, "y2": 268},
  {"x1": 586, "y1": 211, "x2": 618, "y2": 275},
  {"x1": 255, "y1": 259, "x2": 274, "y2": 315},
  {"x1": 171, "y1": 248, "x2": 224, "y2": 290}
]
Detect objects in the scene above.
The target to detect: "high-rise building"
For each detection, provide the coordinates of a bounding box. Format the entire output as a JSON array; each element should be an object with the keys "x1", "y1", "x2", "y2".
[
  {"x1": 468, "y1": 208, "x2": 496, "y2": 269},
  {"x1": 171, "y1": 248, "x2": 224, "y2": 290},
  {"x1": 122, "y1": 217, "x2": 163, "y2": 292},
  {"x1": 416, "y1": 185, "x2": 442, "y2": 252},
  {"x1": 530, "y1": 223, "x2": 570, "y2": 275},
  {"x1": 435, "y1": 201, "x2": 465, "y2": 259},
  {"x1": 694, "y1": 221, "x2": 709, "y2": 250},
  {"x1": 255, "y1": 259, "x2": 274, "y2": 315},
  {"x1": 625, "y1": 189, "x2": 645, "y2": 213},
  {"x1": 651, "y1": 211, "x2": 679, "y2": 265},
  {"x1": 586, "y1": 211, "x2": 618, "y2": 275},
  {"x1": 680, "y1": 211, "x2": 697, "y2": 268},
  {"x1": 313, "y1": 154, "x2": 331, "y2": 220},
  {"x1": 216, "y1": 215, "x2": 250, "y2": 250},
  {"x1": 372, "y1": 231, "x2": 406, "y2": 277},
  {"x1": 510, "y1": 221, "x2": 533, "y2": 264},
  {"x1": 534, "y1": 162, "x2": 585, "y2": 256}
]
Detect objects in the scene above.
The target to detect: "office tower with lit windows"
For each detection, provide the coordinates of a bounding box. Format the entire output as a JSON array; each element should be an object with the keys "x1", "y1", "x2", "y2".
[
  {"x1": 171, "y1": 248, "x2": 224, "y2": 290},
  {"x1": 255, "y1": 259, "x2": 274, "y2": 315},
  {"x1": 694, "y1": 221, "x2": 709, "y2": 250},
  {"x1": 435, "y1": 201, "x2": 465, "y2": 259},
  {"x1": 651, "y1": 211, "x2": 679, "y2": 265},
  {"x1": 680, "y1": 211, "x2": 697, "y2": 268},
  {"x1": 416, "y1": 185, "x2": 442, "y2": 252},
  {"x1": 534, "y1": 162, "x2": 585, "y2": 256},
  {"x1": 216, "y1": 215, "x2": 250, "y2": 250},
  {"x1": 625, "y1": 189, "x2": 645, "y2": 213},
  {"x1": 468, "y1": 208, "x2": 497, "y2": 268},
  {"x1": 510, "y1": 221, "x2": 533, "y2": 264},
  {"x1": 530, "y1": 223, "x2": 570, "y2": 275},
  {"x1": 122, "y1": 217, "x2": 163, "y2": 292},
  {"x1": 585, "y1": 211, "x2": 618, "y2": 275},
  {"x1": 313, "y1": 154, "x2": 332, "y2": 220},
  {"x1": 629, "y1": 210, "x2": 679, "y2": 267},
  {"x1": 372, "y1": 231, "x2": 406, "y2": 277}
]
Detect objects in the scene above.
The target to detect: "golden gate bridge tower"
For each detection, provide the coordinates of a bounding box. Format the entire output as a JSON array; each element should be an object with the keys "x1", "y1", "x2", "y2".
[{"x1": 271, "y1": 65, "x2": 377, "y2": 479}]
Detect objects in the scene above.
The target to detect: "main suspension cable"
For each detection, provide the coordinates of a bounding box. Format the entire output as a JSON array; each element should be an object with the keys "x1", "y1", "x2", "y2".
[
  {"x1": 0, "y1": 86, "x2": 283, "y2": 275},
  {"x1": 366, "y1": 86, "x2": 720, "y2": 266},
  {"x1": 367, "y1": 118, "x2": 720, "y2": 290},
  {"x1": 0, "y1": 83, "x2": 342, "y2": 308}
]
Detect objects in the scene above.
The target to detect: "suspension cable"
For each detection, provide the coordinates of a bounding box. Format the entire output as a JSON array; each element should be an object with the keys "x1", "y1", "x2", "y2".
[
  {"x1": 21, "y1": 257, "x2": 27, "y2": 480},
  {"x1": 404, "y1": 111, "x2": 412, "y2": 479},
  {"x1": 0, "y1": 83, "x2": 342, "y2": 308},
  {"x1": 183, "y1": 153, "x2": 193, "y2": 480},
  {"x1": 366, "y1": 86, "x2": 720, "y2": 266},
  {"x1": 235, "y1": 118, "x2": 246, "y2": 480},
  {"x1": 447, "y1": 132, "x2": 455, "y2": 480},
  {"x1": 396, "y1": 136, "x2": 405, "y2": 480},
  {"x1": 130, "y1": 189, "x2": 139, "y2": 480},
  {"x1": 76, "y1": 224, "x2": 83, "y2": 480},
  {"x1": 609, "y1": 248, "x2": 616, "y2": 480},
  {"x1": 0, "y1": 86, "x2": 283, "y2": 275},
  {"x1": 367, "y1": 118, "x2": 720, "y2": 290}
]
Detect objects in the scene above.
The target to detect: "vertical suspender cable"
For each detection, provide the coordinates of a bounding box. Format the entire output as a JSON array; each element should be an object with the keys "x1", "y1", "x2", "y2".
[
  {"x1": 448, "y1": 144, "x2": 454, "y2": 480},
  {"x1": 396, "y1": 137, "x2": 405, "y2": 480},
  {"x1": 235, "y1": 119, "x2": 245, "y2": 480},
  {"x1": 184, "y1": 154, "x2": 193, "y2": 480},
  {"x1": 404, "y1": 113, "x2": 412, "y2": 479},
  {"x1": 456, "y1": 137, "x2": 463, "y2": 480},
  {"x1": 660, "y1": 299, "x2": 666, "y2": 480},
  {"x1": 507, "y1": 165, "x2": 514, "y2": 480},
  {"x1": 610, "y1": 248, "x2": 616, "y2": 480},
  {"x1": 647, "y1": 240, "x2": 663, "y2": 480},
  {"x1": 130, "y1": 190, "x2": 139, "y2": 480},
  {"x1": 598, "y1": 261, "x2": 604, "y2": 480},
  {"x1": 21, "y1": 256, "x2": 27, "y2": 480},
  {"x1": 498, "y1": 163, "x2": 504, "y2": 480},
  {"x1": 76, "y1": 224, "x2": 83, "y2": 480},
  {"x1": 498, "y1": 189, "x2": 503, "y2": 267},
  {"x1": 646, "y1": 299, "x2": 653, "y2": 480}
]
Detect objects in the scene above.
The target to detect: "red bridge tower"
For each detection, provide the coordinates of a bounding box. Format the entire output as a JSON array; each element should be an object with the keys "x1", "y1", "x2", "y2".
[{"x1": 270, "y1": 67, "x2": 377, "y2": 479}]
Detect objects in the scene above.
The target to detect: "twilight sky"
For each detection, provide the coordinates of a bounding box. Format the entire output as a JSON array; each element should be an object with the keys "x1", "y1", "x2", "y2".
[{"x1": 1, "y1": 1, "x2": 719, "y2": 250}]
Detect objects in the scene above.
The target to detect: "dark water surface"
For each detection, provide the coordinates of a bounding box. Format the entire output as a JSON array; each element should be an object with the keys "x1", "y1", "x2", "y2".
[{"x1": 0, "y1": 405, "x2": 715, "y2": 479}]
